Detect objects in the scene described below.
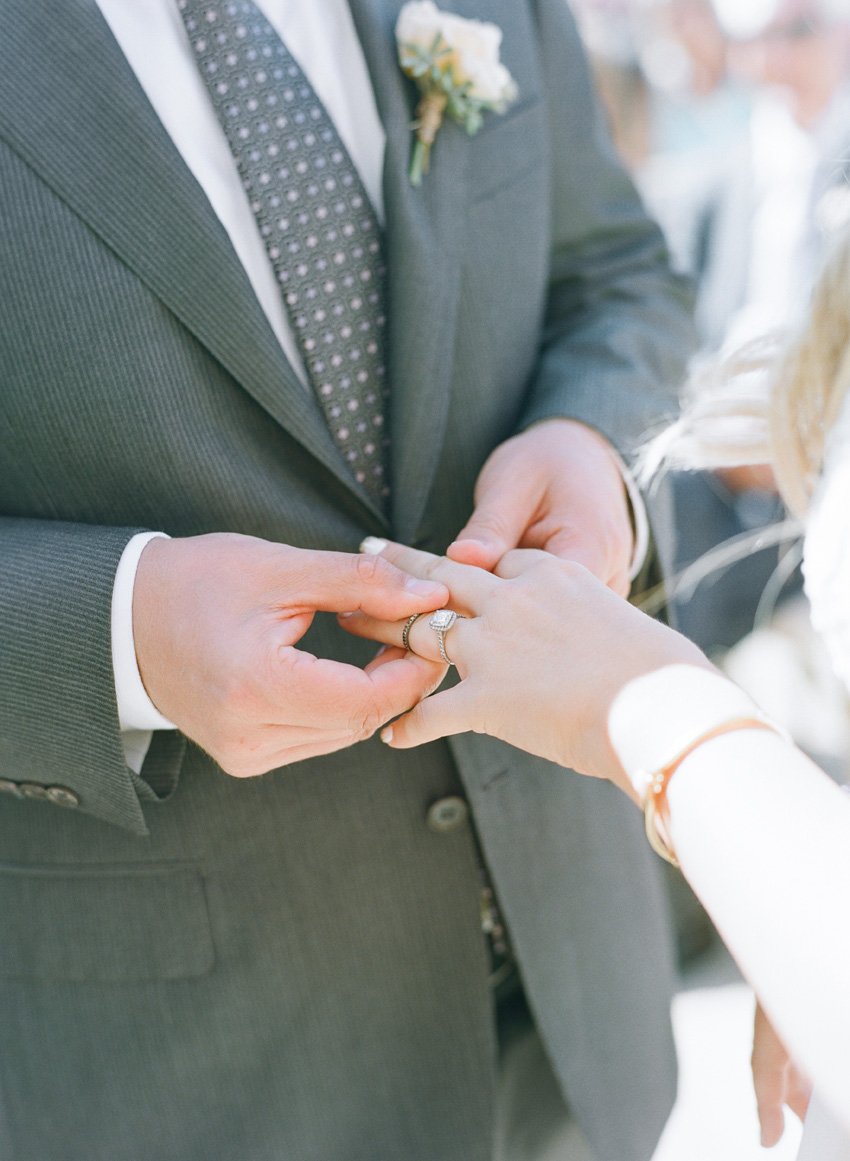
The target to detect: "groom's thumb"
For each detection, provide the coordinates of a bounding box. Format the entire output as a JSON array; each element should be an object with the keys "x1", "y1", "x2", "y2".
[{"x1": 448, "y1": 500, "x2": 527, "y2": 571}]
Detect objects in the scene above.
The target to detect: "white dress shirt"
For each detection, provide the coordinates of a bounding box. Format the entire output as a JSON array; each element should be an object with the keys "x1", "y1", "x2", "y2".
[
  {"x1": 96, "y1": 0, "x2": 385, "y2": 374},
  {"x1": 99, "y1": 0, "x2": 385, "y2": 756},
  {"x1": 100, "y1": 0, "x2": 647, "y2": 764}
]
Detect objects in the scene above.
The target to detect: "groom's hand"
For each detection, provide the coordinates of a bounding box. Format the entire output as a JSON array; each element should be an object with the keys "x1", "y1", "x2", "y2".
[
  {"x1": 448, "y1": 419, "x2": 633, "y2": 596},
  {"x1": 132, "y1": 534, "x2": 448, "y2": 776}
]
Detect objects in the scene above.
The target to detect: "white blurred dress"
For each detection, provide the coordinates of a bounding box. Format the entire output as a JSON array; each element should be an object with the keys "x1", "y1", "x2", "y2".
[{"x1": 797, "y1": 391, "x2": 850, "y2": 1160}]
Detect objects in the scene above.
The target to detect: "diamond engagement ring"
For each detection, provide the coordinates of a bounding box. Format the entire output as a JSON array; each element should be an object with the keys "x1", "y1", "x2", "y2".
[{"x1": 429, "y1": 609, "x2": 466, "y2": 665}]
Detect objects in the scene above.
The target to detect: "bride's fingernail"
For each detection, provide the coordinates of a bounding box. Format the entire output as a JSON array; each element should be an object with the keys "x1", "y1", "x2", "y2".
[
  {"x1": 381, "y1": 726, "x2": 394, "y2": 744},
  {"x1": 337, "y1": 611, "x2": 355, "y2": 620},
  {"x1": 360, "y1": 536, "x2": 388, "y2": 554}
]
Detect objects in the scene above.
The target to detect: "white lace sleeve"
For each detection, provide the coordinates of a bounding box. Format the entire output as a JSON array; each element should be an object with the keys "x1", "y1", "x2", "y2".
[{"x1": 803, "y1": 393, "x2": 850, "y2": 697}]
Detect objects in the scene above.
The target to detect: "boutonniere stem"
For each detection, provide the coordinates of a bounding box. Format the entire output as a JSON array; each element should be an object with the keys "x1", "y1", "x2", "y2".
[{"x1": 411, "y1": 90, "x2": 448, "y2": 185}]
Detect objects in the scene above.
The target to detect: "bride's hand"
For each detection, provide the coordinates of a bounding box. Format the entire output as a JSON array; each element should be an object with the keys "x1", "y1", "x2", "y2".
[
  {"x1": 751, "y1": 1002, "x2": 812, "y2": 1148},
  {"x1": 341, "y1": 539, "x2": 711, "y2": 796}
]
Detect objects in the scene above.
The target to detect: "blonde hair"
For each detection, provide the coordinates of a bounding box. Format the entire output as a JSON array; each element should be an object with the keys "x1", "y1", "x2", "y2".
[
  {"x1": 771, "y1": 230, "x2": 850, "y2": 513},
  {"x1": 644, "y1": 224, "x2": 850, "y2": 517}
]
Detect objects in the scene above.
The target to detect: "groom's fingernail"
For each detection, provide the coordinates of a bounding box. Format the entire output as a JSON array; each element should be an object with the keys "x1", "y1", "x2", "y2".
[
  {"x1": 360, "y1": 536, "x2": 388, "y2": 555},
  {"x1": 381, "y1": 726, "x2": 394, "y2": 744},
  {"x1": 450, "y1": 537, "x2": 490, "y2": 553},
  {"x1": 405, "y1": 577, "x2": 444, "y2": 596}
]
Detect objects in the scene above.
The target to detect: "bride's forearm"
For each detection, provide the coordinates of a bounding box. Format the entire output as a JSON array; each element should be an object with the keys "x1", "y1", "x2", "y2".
[
  {"x1": 669, "y1": 731, "x2": 850, "y2": 1129},
  {"x1": 610, "y1": 665, "x2": 850, "y2": 1130}
]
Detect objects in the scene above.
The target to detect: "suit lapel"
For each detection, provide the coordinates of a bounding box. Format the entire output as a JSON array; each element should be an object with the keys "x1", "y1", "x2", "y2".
[
  {"x1": 0, "y1": 0, "x2": 388, "y2": 518},
  {"x1": 348, "y1": 0, "x2": 469, "y2": 543}
]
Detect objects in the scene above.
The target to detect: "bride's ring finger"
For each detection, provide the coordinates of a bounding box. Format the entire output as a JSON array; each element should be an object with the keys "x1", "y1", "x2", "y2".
[
  {"x1": 401, "y1": 612, "x2": 423, "y2": 652},
  {"x1": 426, "y1": 609, "x2": 467, "y2": 664},
  {"x1": 340, "y1": 607, "x2": 469, "y2": 666}
]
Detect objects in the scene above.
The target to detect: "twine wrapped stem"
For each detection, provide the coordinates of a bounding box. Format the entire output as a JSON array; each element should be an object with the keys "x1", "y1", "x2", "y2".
[{"x1": 410, "y1": 91, "x2": 448, "y2": 186}]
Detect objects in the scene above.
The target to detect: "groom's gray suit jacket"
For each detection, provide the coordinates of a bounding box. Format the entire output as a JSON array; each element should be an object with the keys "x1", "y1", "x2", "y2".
[{"x1": 0, "y1": 2, "x2": 695, "y2": 1159}]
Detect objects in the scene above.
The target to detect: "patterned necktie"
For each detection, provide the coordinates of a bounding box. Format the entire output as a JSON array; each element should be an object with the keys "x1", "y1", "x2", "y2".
[{"x1": 177, "y1": 0, "x2": 391, "y2": 510}]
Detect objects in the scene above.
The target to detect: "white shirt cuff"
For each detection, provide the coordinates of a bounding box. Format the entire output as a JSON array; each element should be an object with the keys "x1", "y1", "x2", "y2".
[{"x1": 112, "y1": 531, "x2": 175, "y2": 732}]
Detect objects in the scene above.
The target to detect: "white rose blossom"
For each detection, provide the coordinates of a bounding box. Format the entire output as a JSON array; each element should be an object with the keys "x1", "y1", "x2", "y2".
[{"x1": 396, "y1": 1, "x2": 518, "y2": 185}]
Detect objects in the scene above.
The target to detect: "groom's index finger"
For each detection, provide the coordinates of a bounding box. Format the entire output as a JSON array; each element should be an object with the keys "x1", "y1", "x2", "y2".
[
  {"x1": 359, "y1": 537, "x2": 501, "y2": 610},
  {"x1": 292, "y1": 547, "x2": 448, "y2": 617},
  {"x1": 360, "y1": 537, "x2": 440, "y2": 576}
]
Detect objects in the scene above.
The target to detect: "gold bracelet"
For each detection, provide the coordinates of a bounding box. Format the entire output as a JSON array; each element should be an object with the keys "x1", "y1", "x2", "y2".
[{"x1": 639, "y1": 717, "x2": 785, "y2": 868}]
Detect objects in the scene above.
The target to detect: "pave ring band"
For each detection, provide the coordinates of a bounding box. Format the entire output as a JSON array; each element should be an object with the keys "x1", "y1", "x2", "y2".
[
  {"x1": 402, "y1": 613, "x2": 424, "y2": 652},
  {"x1": 428, "y1": 609, "x2": 466, "y2": 665}
]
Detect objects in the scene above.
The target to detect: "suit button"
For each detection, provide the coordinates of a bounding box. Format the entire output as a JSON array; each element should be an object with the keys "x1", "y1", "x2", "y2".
[
  {"x1": 46, "y1": 786, "x2": 80, "y2": 809},
  {"x1": 0, "y1": 778, "x2": 23, "y2": 798},
  {"x1": 426, "y1": 796, "x2": 469, "y2": 834},
  {"x1": 18, "y1": 782, "x2": 49, "y2": 801}
]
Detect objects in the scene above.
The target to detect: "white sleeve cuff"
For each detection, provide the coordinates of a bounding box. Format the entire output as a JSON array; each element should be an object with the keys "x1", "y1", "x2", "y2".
[
  {"x1": 608, "y1": 664, "x2": 766, "y2": 798},
  {"x1": 111, "y1": 531, "x2": 176, "y2": 732}
]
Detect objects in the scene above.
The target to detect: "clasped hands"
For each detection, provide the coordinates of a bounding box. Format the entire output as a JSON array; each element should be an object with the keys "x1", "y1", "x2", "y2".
[
  {"x1": 132, "y1": 418, "x2": 807, "y2": 1145},
  {"x1": 132, "y1": 419, "x2": 633, "y2": 778}
]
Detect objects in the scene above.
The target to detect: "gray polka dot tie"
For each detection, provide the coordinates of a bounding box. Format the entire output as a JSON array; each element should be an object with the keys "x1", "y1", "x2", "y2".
[{"x1": 177, "y1": 0, "x2": 391, "y2": 509}]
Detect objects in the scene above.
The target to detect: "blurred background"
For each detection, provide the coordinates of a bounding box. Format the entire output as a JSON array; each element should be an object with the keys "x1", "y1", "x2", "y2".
[{"x1": 565, "y1": 1, "x2": 850, "y2": 1156}]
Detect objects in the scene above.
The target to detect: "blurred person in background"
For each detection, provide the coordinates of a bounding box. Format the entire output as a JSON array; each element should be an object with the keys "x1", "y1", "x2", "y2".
[
  {"x1": 660, "y1": 0, "x2": 850, "y2": 719},
  {"x1": 702, "y1": 0, "x2": 850, "y2": 349},
  {"x1": 572, "y1": 0, "x2": 850, "y2": 976},
  {"x1": 584, "y1": 0, "x2": 850, "y2": 671},
  {"x1": 572, "y1": 0, "x2": 771, "y2": 657},
  {"x1": 639, "y1": 0, "x2": 753, "y2": 277}
]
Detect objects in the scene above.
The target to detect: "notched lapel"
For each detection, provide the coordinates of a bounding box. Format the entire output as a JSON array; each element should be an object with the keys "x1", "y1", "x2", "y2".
[
  {"x1": 349, "y1": 0, "x2": 470, "y2": 543},
  {"x1": 0, "y1": 0, "x2": 379, "y2": 511}
]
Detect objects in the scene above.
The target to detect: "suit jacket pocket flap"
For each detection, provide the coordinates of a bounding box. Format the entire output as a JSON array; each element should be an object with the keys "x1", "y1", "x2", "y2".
[{"x1": 0, "y1": 864, "x2": 215, "y2": 981}]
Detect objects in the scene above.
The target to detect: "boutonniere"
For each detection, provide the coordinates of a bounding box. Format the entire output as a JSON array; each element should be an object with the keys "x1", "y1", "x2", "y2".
[{"x1": 395, "y1": 1, "x2": 518, "y2": 186}]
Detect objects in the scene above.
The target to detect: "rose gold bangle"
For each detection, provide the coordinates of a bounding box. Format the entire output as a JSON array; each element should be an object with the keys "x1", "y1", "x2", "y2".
[{"x1": 639, "y1": 717, "x2": 785, "y2": 867}]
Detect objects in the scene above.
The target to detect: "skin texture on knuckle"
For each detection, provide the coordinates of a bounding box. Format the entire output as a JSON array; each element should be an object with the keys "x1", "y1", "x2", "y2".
[
  {"x1": 562, "y1": 557, "x2": 595, "y2": 583},
  {"x1": 354, "y1": 550, "x2": 389, "y2": 589},
  {"x1": 346, "y1": 703, "x2": 383, "y2": 744}
]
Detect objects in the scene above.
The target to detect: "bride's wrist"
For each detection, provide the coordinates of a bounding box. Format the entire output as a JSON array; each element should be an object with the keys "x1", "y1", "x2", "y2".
[
  {"x1": 608, "y1": 664, "x2": 782, "y2": 864},
  {"x1": 608, "y1": 664, "x2": 759, "y2": 790}
]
